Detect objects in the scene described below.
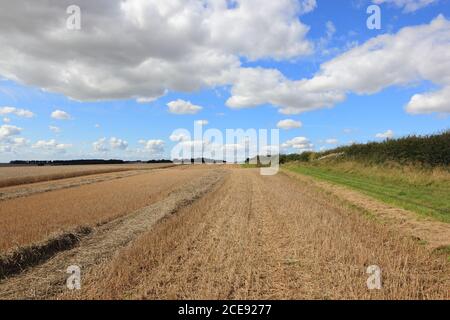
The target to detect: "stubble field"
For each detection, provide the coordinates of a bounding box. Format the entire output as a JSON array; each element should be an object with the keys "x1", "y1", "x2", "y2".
[
  {"x1": 0, "y1": 163, "x2": 174, "y2": 188},
  {"x1": 0, "y1": 165, "x2": 448, "y2": 299}
]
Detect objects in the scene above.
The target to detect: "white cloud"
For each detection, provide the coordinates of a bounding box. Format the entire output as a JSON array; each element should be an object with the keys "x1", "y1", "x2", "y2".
[
  {"x1": 169, "y1": 132, "x2": 190, "y2": 142},
  {"x1": 282, "y1": 136, "x2": 313, "y2": 151},
  {"x1": 298, "y1": 0, "x2": 317, "y2": 14},
  {"x1": 325, "y1": 138, "x2": 339, "y2": 145},
  {"x1": 0, "y1": 0, "x2": 313, "y2": 102},
  {"x1": 139, "y1": 139, "x2": 165, "y2": 155},
  {"x1": 94, "y1": 137, "x2": 129, "y2": 153},
  {"x1": 0, "y1": 136, "x2": 27, "y2": 153},
  {"x1": 136, "y1": 96, "x2": 161, "y2": 104},
  {"x1": 0, "y1": 124, "x2": 27, "y2": 153},
  {"x1": 0, "y1": 124, "x2": 22, "y2": 140},
  {"x1": 277, "y1": 119, "x2": 302, "y2": 130},
  {"x1": 0, "y1": 106, "x2": 34, "y2": 118},
  {"x1": 9, "y1": 137, "x2": 27, "y2": 146},
  {"x1": 373, "y1": 0, "x2": 437, "y2": 13},
  {"x1": 325, "y1": 21, "x2": 336, "y2": 39},
  {"x1": 406, "y1": 86, "x2": 450, "y2": 114},
  {"x1": 109, "y1": 137, "x2": 128, "y2": 150},
  {"x1": 32, "y1": 139, "x2": 72, "y2": 152},
  {"x1": 93, "y1": 138, "x2": 108, "y2": 152},
  {"x1": 227, "y1": 16, "x2": 450, "y2": 115},
  {"x1": 51, "y1": 110, "x2": 72, "y2": 120},
  {"x1": 94, "y1": 124, "x2": 101, "y2": 128},
  {"x1": 375, "y1": 130, "x2": 395, "y2": 139},
  {"x1": 168, "y1": 100, "x2": 202, "y2": 115},
  {"x1": 49, "y1": 125, "x2": 61, "y2": 134},
  {"x1": 2, "y1": 117, "x2": 11, "y2": 123},
  {"x1": 195, "y1": 120, "x2": 209, "y2": 126}
]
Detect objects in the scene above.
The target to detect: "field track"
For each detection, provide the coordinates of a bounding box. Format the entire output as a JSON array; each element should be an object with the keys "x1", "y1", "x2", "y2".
[{"x1": 0, "y1": 167, "x2": 448, "y2": 299}]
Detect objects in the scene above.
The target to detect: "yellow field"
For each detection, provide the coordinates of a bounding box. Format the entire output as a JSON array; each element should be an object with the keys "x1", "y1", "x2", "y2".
[
  {"x1": 0, "y1": 166, "x2": 448, "y2": 299},
  {"x1": 0, "y1": 163, "x2": 174, "y2": 188}
]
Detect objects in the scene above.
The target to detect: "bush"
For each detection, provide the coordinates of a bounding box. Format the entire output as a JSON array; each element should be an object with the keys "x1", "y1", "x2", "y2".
[{"x1": 282, "y1": 130, "x2": 450, "y2": 167}]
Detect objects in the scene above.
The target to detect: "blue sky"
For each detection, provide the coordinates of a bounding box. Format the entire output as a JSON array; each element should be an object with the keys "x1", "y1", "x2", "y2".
[{"x1": 0, "y1": 0, "x2": 449, "y2": 161}]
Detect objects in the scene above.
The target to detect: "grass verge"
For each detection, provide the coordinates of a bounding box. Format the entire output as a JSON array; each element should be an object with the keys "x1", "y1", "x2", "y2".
[{"x1": 285, "y1": 162, "x2": 450, "y2": 223}]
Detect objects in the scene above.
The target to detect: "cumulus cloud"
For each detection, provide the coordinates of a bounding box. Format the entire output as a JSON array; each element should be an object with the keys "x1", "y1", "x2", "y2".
[
  {"x1": 375, "y1": 129, "x2": 394, "y2": 139},
  {"x1": 32, "y1": 139, "x2": 72, "y2": 152},
  {"x1": 0, "y1": 124, "x2": 22, "y2": 140},
  {"x1": 171, "y1": 138, "x2": 248, "y2": 162},
  {"x1": 0, "y1": 0, "x2": 313, "y2": 102},
  {"x1": 2, "y1": 117, "x2": 11, "y2": 123},
  {"x1": 9, "y1": 137, "x2": 27, "y2": 146},
  {"x1": 93, "y1": 137, "x2": 108, "y2": 152},
  {"x1": 51, "y1": 110, "x2": 72, "y2": 120},
  {"x1": 282, "y1": 136, "x2": 313, "y2": 151},
  {"x1": 93, "y1": 137, "x2": 129, "y2": 152},
  {"x1": 277, "y1": 119, "x2": 302, "y2": 130},
  {"x1": 169, "y1": 132, "x2": 190, "y2": 142},
  {"x1": 0, "y1": 136, "x2": 27, "y2": 153},
  {"x1": 0, "y1": 106, "x2": 34, "y2": 118},
  {"x1": 406, "y1": 86, "x2": 450, "y2": 114},
  {"x1": 168, "y1": 100, "x2": 203, "y2": 115},
  {"x1": 0, "y1": 124, "x2": 27, "y2": 153},
  {"x1": 227, "y1": 16, "x2": 450, "y2": 115},
  {"x1": 49, "y1": 125, "x2": 61, "y2": 134},
  {"x1": 373, "y1": 0, "x2": 438, "y2": 13},
  {"x1": 139, "y1": 139, "x2": 165, "y2": 155},
  {"x1": 109, "y1": 137, "x2": 128, "y2": 150}
]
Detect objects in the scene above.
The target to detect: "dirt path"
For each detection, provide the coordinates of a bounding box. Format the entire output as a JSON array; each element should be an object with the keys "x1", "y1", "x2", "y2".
[
  {"x1": 0, "y1": 169, "x2": 227, "y2": 299},
  {"x1": 67, "y1": 169, "x2": 449, "y2": 300}
]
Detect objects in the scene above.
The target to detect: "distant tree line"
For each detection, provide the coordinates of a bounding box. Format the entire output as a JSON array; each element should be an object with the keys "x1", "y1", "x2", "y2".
[
  {"x1": 9, "y1": 159, "x2": 173, "y2": 166},
  {"x1": 281, "y1": 130, "x2": 450, "y2": 167},
  {"x1": 173, "y1": 158, "x2": 227, "y2": 164}
]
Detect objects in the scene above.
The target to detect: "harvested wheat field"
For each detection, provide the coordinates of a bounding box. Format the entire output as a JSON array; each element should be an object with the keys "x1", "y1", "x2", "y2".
[
  {"x1": 0, "y1": 167, "x2": 204, "y2": 252},
  {"x1": 0, "y1": 163, "x2": 174, "y2": 188},
  {"x1": 0, "y1": 166, "x2": 448, "y2": 300}
]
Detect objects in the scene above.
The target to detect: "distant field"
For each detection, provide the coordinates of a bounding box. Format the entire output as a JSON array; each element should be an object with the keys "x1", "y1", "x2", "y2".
[
  {"x1": 0, "y1": 163, "x2": 174, "y2": 188},
  {"x1": 286, "y1": 162, "x2": 450, "y2": 223}
]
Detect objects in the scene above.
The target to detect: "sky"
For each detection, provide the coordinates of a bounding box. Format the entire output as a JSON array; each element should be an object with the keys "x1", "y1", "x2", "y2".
[{"x1": 0, "y1": 0, "x2": 449, "y2": 162}]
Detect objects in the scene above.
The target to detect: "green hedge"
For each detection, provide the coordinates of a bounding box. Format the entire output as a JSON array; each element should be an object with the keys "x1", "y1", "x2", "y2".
[{"x1": 281, "y1": 130, "x2": 450, "y2": 167}]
